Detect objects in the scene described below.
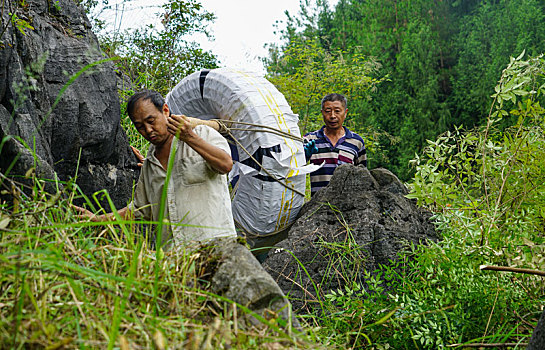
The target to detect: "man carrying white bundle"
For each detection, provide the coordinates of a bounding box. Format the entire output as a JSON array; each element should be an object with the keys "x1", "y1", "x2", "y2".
[{"x1": 75, "y1": 90, "x2": 236, "y2": 248}]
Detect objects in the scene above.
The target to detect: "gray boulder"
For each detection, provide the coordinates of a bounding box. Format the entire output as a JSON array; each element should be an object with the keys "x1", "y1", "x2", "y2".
[
  {"x1": 0, "y1": 0, "x2": 139, "y2": 208},
  {"x1": 263, "y1": 165, "x2": 439, "y2": 314},
  {"x1": 528, "y1": 308, "x2": 545, "y2": 350},
  {"x1": 202, "y1": 237, "x2": 300, "y2": 330}
]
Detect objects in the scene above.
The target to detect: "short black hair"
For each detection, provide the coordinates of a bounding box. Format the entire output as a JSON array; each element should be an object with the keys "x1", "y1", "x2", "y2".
[
  {"x1": 321, "y1": 93, "x2": 347, "y2": 110},
  {"x1": 126, "y1": 90, "x2": 165, "y2": 120}
]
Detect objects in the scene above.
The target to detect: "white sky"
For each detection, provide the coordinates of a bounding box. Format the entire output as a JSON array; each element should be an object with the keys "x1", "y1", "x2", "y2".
[
  {"x1": 198, "y1": 0, "x2": 338, "y2": 73},
  {"x1": 101, "y1": 0, "x2": 338, "y2": 73}
]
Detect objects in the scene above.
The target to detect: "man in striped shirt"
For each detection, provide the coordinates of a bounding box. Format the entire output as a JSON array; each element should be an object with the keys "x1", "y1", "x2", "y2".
[{"x1": 303, "y1": 93, "x2": 367, "y2": 195}]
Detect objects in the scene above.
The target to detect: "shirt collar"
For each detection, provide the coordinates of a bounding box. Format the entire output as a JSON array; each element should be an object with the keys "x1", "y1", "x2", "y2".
[
  {"x1": 145, "y1": 137, "x2": 182, "y2": 169},
  {"x1": 318, "y1": 126, "x2": 352, "y2": 138},
  {"x1": 145, "y1": 144, "x2": 162, "y2": 168},
  {"x1": 317, "y1": 126, "x2": 326, "y2": 138}
]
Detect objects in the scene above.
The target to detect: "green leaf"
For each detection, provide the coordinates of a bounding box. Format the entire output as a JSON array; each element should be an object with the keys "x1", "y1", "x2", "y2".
[
  {"x1": 0, "y1": 216, "x2": 10, "y2": 230},
  {"x1": 365, "y1": 308, "x2": 399, "y2": 328}
]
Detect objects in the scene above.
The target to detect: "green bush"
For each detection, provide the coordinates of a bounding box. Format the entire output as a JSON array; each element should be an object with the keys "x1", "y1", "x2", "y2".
[{"x1": 305, "y1": 53, "x2": 545, "y2": 349}]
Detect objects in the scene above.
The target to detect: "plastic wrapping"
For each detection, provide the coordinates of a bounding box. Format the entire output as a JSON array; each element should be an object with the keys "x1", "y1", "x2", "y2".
[{"x1": 166, "y1": 68, "x2": 318, "y2": 236}]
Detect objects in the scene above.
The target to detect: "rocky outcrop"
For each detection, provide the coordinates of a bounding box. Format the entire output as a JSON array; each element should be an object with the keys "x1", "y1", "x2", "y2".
[
  {"x1": 263, "y1": 165, "x2": 439, "y2": 314},
  {"x1": 528, "y1": 308, "x2": 545, "y2": 350},
  {"x1": 0, "y1": 0, "x2": 139, "y2": 208},
  {"x1": 201, "y1": 237, "x2": 300, "y2": 330}
]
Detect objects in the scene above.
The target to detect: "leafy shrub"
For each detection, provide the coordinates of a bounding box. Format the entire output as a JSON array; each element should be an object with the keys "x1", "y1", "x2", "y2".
[
  {"x1": 401, "y1": 52, "x2": 545, "y2": 347},
  {"x1": 408, "y1": 52, "x2": 545, "y2": 255},
  {"x1": 308, "y1": 53, "x2": 545, "y2": 349}
]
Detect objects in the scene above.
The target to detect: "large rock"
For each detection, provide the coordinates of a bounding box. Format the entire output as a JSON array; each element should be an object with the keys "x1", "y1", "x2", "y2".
[
  {"x1": 201, "y1": 237, "x2": 300, "y2": 330},
  {"x1": 263, "y1": 165, "x2": 438, "y2": 314},
  {"x1": 528, "y1": 308, "x2": 545, "y2": 350},
  {"x1": 0, "y1": 0, "x2": 139, "y2": 208}
]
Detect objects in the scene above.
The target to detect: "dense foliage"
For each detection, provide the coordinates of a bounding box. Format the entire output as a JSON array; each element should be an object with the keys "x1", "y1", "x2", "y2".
[
  {"x1": 266, "y1": 0, "x2": 545, "y2": 179},
  {"x1": 1, "y1": 0, "x2": 544, "y2": 348}
]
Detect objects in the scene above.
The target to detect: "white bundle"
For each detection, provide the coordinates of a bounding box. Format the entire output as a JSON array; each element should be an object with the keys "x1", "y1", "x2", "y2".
[{"x1": 166, "y1": 68, "x2": 317, "y2": 236}]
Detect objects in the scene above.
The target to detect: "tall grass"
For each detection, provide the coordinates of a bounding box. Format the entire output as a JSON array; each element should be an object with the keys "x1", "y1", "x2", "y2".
[{"x1": 0, "y1": 172, "x2": 319, "y2": 348}]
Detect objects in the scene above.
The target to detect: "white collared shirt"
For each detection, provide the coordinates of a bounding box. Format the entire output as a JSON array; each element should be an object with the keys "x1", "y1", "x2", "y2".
[{"x1": 131, "y1": 125, "x2": 236, "y2": 248}]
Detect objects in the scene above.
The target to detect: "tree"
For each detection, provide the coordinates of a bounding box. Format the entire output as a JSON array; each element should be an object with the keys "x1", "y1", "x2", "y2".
[
  {"x1": 266, "y1": 38, "x2": 381, "y2": 134},
  {"x1": 265, "y1": 0, "x2": 545, "y2": 180},
  {"x1": 82, "y1": 0, "x2": 219, "y2": 97},
  {"x1": 450, "y1": 0, "x2": 545, "y2": 128}
]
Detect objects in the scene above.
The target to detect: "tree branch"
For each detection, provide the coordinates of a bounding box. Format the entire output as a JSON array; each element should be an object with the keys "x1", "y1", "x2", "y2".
[{"x1": 480, "y1": 265, "x2": 545, "y2": 277}]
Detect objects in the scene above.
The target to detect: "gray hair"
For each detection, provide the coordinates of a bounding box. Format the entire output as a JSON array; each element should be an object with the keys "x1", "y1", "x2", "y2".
[{"x1": 321, "y1": 93, "x2": 347, "y2": 110}]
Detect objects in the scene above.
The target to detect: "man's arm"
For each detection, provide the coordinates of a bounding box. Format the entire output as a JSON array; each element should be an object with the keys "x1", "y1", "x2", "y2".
[
  {"x1": 356, "y1": 139, "x2": 368, "y2": 168},
  {"x1": 72, "y1": 205, "x2": 130, "y2": 222},
  {"x1": 167, "y1": 114, "x2": 233, "y2": 174}
]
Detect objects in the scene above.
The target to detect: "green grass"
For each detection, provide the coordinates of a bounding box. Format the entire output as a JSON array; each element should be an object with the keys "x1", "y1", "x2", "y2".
[
  {"x1": 0, "y1": 174, "x2": 321, "y2": 349},
  {"x1": 2, "y1": 180, "x2": 539, "y2": 349}
]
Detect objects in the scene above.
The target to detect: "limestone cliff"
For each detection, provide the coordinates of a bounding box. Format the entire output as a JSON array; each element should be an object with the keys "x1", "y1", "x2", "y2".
[{"x1": 0, "y1": 0, "x2": 139, "y2": 208}]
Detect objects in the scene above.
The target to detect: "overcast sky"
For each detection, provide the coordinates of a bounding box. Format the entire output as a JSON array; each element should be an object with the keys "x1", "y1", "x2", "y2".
[
  {"x1": 197, "y1": 0, "x2": 338, "y2": 73},
  {"x1": 103, "y1": 0, "x2": 338, "y2": 74}
]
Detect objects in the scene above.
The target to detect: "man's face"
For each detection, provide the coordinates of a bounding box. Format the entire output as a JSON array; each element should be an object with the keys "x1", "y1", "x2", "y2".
[
  {"x1": 322, "y1": 100, "x2": 347, "y2": 131},
  {"x1": 131, "y1": 99, "x2": 171, "y2": 146}
]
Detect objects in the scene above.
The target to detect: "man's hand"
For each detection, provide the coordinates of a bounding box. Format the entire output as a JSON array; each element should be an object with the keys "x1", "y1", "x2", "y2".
[
  {"x1": 167, "y1": 114, "x2": 197, "y2": 142},
  {"x1": 71, "y1": 204, "x2": 129, "y2": 222},
  {"x1": 304, "y1": 139, "x2": 319, "y2": 159},
  {"x1": 131, "y1": 146, "x2": 144, "y2": 167},
  {"x1": 71, "y1": 204, "x2": 101, "y2": 222}
]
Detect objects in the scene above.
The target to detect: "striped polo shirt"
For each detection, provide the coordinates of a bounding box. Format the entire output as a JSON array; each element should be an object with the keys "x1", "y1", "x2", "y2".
[{"x1": 304, "y1": 126, "x2": 367, "y2": 195}]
